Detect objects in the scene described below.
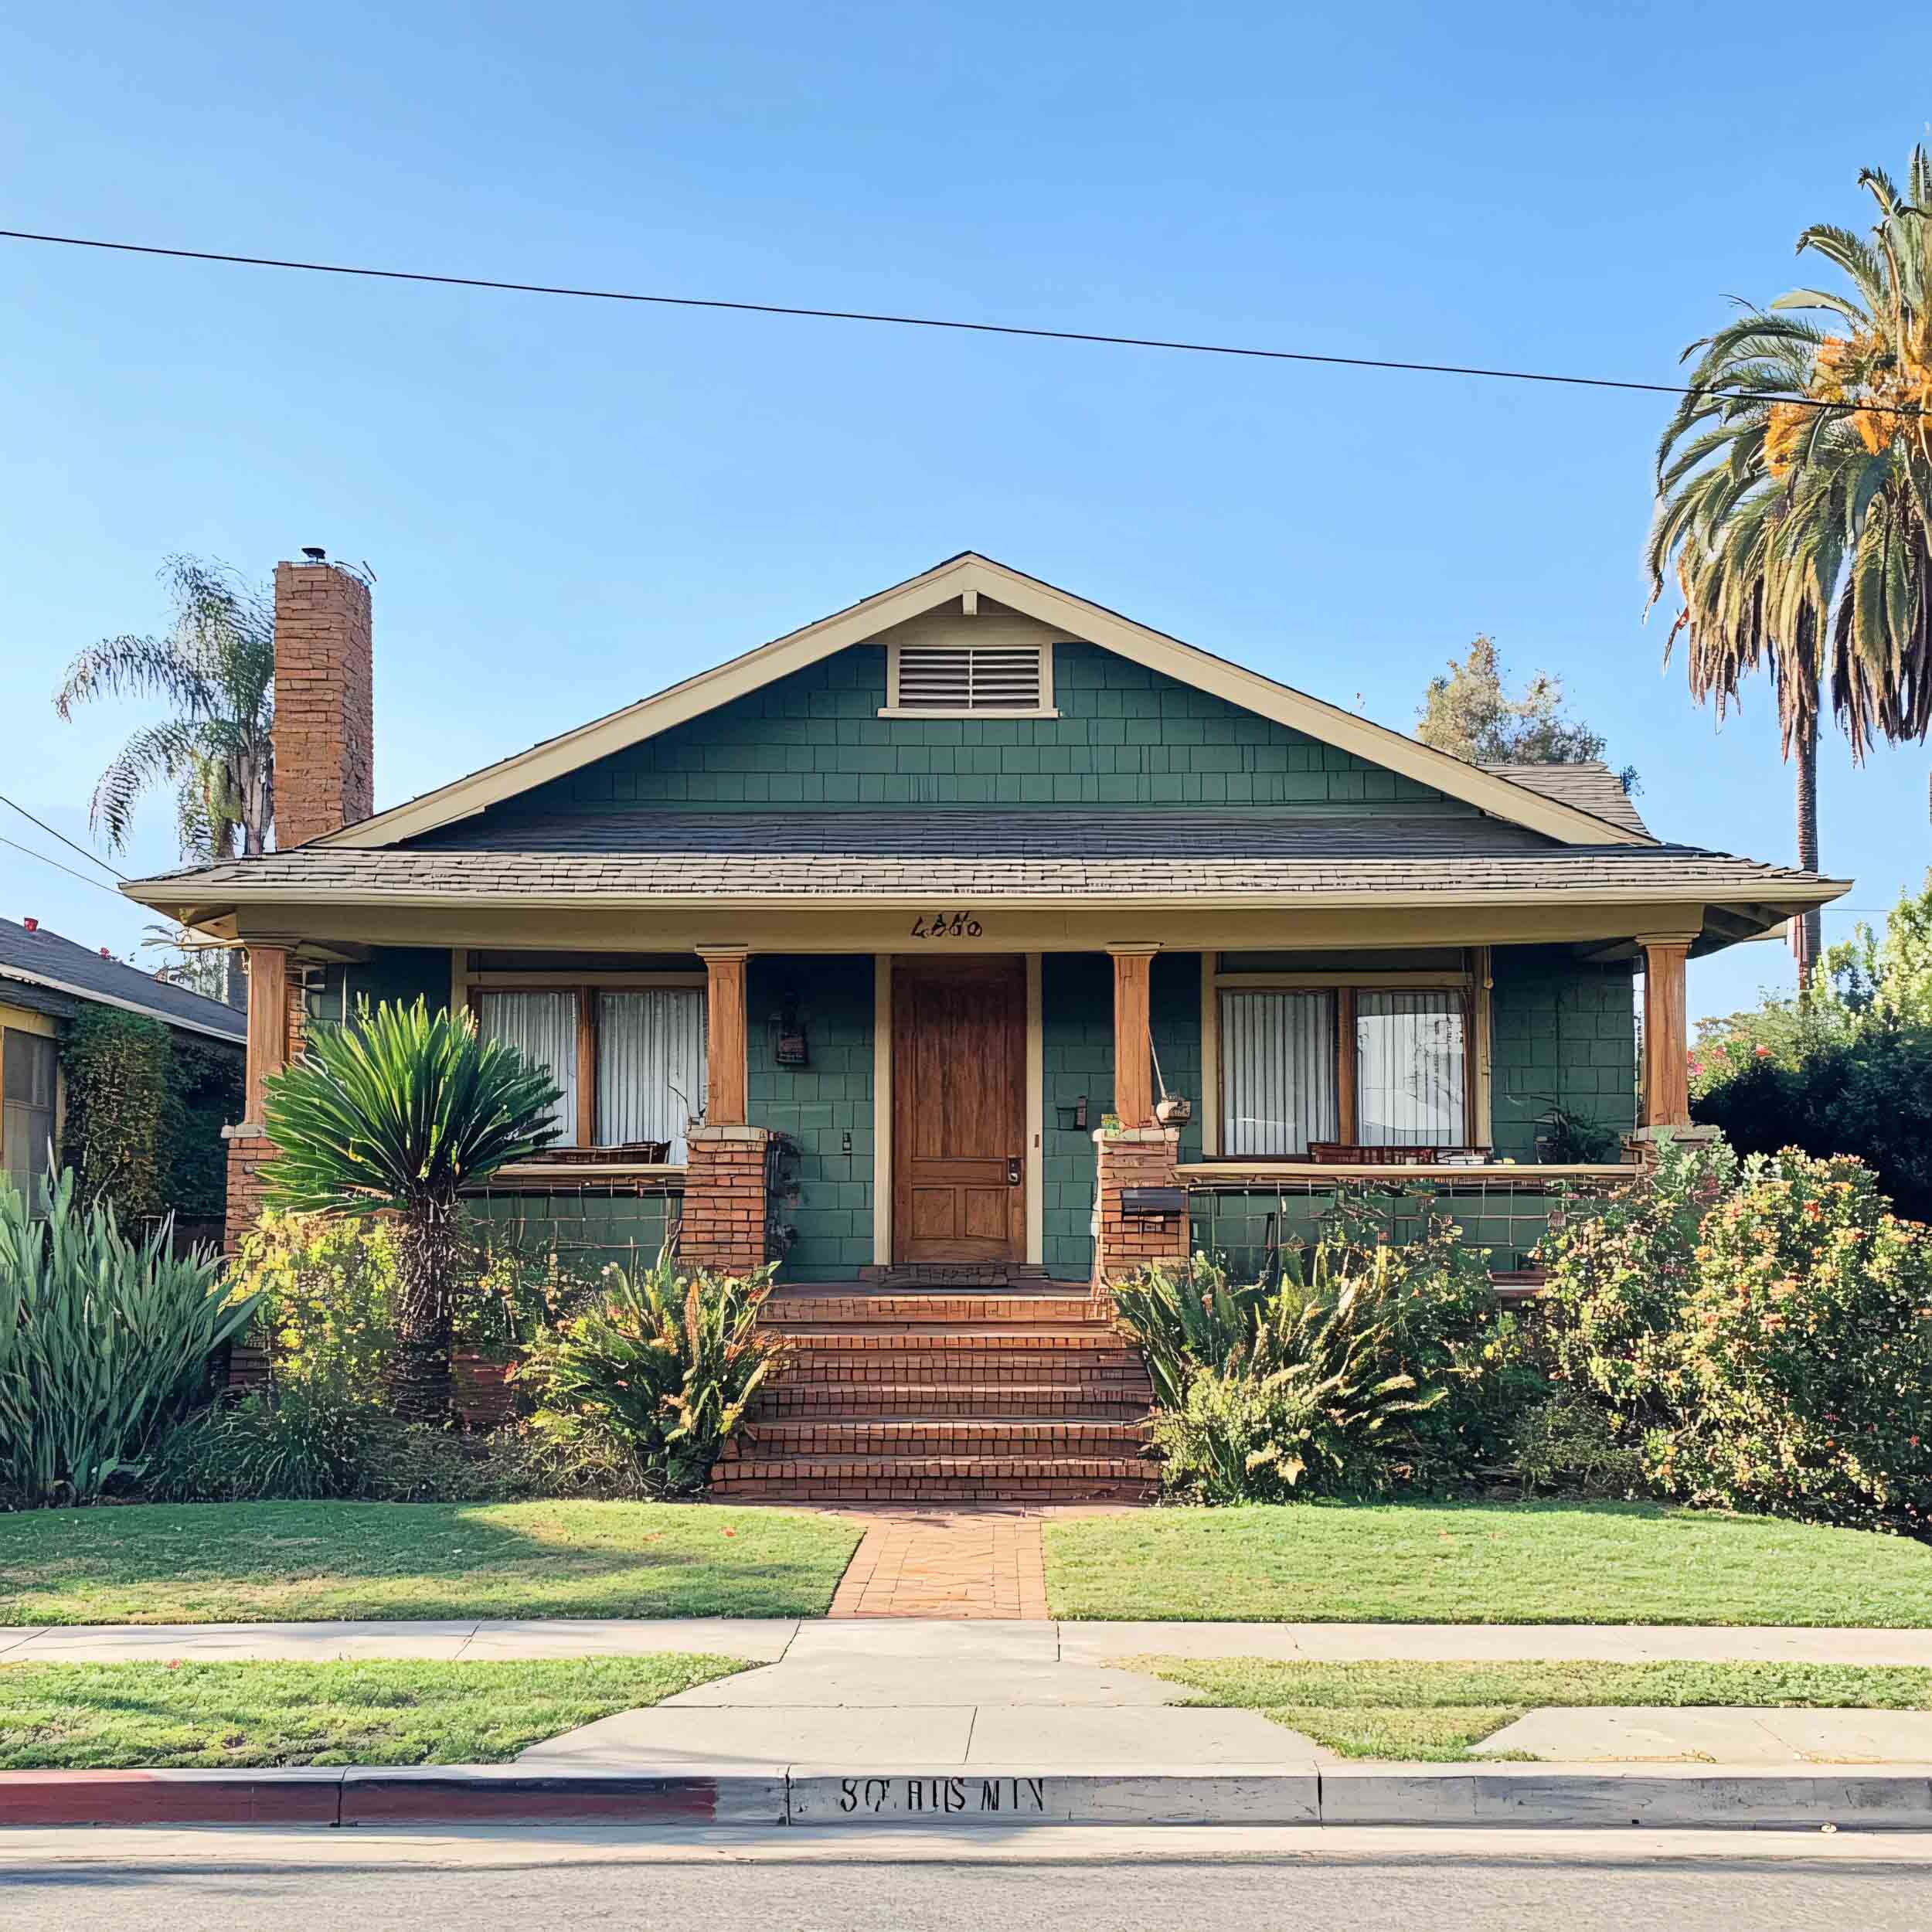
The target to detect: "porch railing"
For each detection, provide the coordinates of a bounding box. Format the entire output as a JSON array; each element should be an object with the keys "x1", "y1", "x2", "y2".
[{"x1": 1182, "y1": 1163, "x2": 1630, "y2": 1287}]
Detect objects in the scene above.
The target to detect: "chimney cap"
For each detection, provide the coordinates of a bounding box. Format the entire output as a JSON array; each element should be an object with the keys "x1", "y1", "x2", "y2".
[
  {"x1": 22, "y1": 917, "x2": 37, "y2": 932},
  {"x1": 301, "y1": 546, "x2": 326, "y2": 563}
]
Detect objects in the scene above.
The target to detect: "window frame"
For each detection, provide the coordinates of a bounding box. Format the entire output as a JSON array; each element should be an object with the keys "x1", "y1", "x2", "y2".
[
  {"x1": 463, "y1": 970, "x2": 706, "y2": 1158},
  {"x1": 1202, "y1": 953, "x2": 1491, "y2": 1160},
  {"x1": 879, "y1": 634, "x2": 1060, "y2": 719}
]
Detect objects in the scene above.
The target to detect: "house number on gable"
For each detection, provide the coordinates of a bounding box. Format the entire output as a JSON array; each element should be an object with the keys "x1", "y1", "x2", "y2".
[{"x1": 909, "y1": 910, "x2": 984, "y2": 940}]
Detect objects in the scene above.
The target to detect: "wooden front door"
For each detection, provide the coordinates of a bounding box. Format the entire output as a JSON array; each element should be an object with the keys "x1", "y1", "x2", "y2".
[{"x1": 892, "y1": 957, "x2": 1026, "y2": 1265}]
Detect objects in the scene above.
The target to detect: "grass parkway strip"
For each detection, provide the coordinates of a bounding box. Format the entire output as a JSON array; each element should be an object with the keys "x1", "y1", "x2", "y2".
[
  {"x1": 1043, "y1": 1502, "x2": 1932, "y2": 1627},
  {"x1": 0, "y1": 1502, "x2": 864, "y2": 1625},
  {"x1": 1136, "y1": 1658, "x2": 1932, "y2": 1762},
  {"x1": 0, "y1": 1655, "x2": 747, "y2": 1770}
]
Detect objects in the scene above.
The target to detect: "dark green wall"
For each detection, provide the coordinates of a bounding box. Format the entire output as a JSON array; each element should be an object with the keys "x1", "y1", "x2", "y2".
[
  {"x1": 1040, "y1": 952, "x2": 1203, "y2": 1277},
  {"x1": 306, "y1": 947, "x2": 451, "y2": 1026},
  {"x1": 507, "y1": 642, "x2": 1472, "y2": 815},
  {"x1": 750, "y1": 954, "x2": 874, "y2": 1281},
  {"x1": 465, "y1": 1184, "x2": 676, "y2": 1277},
  {"x1": 1488, "y1": 946, "x2": 1638, "y2": 1159}
]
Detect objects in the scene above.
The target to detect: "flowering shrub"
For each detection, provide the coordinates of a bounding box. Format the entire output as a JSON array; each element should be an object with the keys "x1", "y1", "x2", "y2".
[{"x1": 1541, "y1": 1138, "x2": 1932, "y2": 1529}]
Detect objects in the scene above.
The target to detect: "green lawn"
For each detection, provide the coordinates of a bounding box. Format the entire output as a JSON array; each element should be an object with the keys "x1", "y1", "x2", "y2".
[
  {"x1": 1044, "y1": 1502, "x2": 1932, "y2": 1626},
  {"x1": 0, "y1": 1502, "x2": 862, "y2": 1625},
  {"x1": 0, "y1": 1655, "x2": 743, "y2": 1769},
  {"x1": 1138, "y1": 1657, "x2": 1932, "y2": 1762}
]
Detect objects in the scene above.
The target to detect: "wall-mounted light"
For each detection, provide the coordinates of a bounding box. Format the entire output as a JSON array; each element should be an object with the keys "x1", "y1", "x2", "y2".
[{"x1": 774, "y1": 992, "x2": 809, "y2": 1066}]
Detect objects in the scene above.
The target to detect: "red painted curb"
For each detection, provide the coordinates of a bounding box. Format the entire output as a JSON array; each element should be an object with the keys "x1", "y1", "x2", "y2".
[
  {"x1": 341, "y1": 1772, "x2": 726, "y2": 1826},
  {"x1": 0, "y1": 1770, "x2": 342, "y2": 1828}
]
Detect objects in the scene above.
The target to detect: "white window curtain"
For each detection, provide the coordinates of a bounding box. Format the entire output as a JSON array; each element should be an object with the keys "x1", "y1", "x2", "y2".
[
  {"x1": 2, "y1": 1032, "x2": 59, "y2": 1201},
  {"x1": 477, "y1": 991, "x2": 579, "y2": 1145},
  {"x1": 1356, "y1": 991, "x2": 1466, "y2": 1145},
  {"x1": 597, "y1": 990, "x2": 707, "y2": 1161},
  {"x1": 1219, "y1": 991, "x2": 1338, "y2": 1156}
]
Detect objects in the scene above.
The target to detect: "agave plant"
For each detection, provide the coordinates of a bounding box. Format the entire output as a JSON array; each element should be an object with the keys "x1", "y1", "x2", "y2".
[
  {"x1": 1151, "y1": 1264, "x2": 1444, "y2": 1504},
  {"x1": 0, "y1": 1169, "x2": 257, "y2": 1505},
  {"x1": 261, "y1": 998, "x2": 563, "y2": 1425},
  {"x1": 517, "y1": 1247, "x2": 786, "y2": 1493}
]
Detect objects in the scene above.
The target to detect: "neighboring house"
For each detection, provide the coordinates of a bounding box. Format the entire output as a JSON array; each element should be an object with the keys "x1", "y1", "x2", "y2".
[
  {"x1": 124, "y1": 552, "x2": 1847, "y2": 1498},
  {"x1": 0, "y1": 914, "x2": 246, "y2": 1203}
]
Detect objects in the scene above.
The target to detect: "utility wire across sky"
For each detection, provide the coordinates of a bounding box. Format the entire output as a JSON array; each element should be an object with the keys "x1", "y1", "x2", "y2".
[
  {"x1": 2, "y1": 226, "x2": 1925, "y2": 420},
  {"x1": 0, "y1": 793, "x2": 124, "y2": 879}
]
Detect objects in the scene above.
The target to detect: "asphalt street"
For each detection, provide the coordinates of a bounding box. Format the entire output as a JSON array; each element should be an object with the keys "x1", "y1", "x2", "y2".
[{"x1": 5, "y1": 1825, "x2": 1932, "y2": 1930}]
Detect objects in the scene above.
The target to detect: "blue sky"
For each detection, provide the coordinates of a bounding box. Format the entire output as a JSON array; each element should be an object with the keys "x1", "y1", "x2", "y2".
[{"x1": 2, "y1": 1, "x2": 1927, "y2": 1021}]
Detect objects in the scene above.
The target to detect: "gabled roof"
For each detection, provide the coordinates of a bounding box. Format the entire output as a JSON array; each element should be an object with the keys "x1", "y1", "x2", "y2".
[
  {"x1": 1478, "y1": 761, "x2": 1652, "y2": 839},
  {"x1": 318, "y1": 553, "x2": 1651, "y2": 851},
  {"x1": 0, "y1": 917, "x2": 246, "y2": 1045}
]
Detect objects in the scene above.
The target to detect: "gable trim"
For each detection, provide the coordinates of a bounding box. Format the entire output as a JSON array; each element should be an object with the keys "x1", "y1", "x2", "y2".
[{"x1": 321, "y1": 554, "x2": 1645, "y2": 850}]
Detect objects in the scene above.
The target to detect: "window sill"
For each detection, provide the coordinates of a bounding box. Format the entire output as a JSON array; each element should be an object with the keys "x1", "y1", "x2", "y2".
[{"x1": 876, "y1": 706, "x2": 1061, "y2": 720}]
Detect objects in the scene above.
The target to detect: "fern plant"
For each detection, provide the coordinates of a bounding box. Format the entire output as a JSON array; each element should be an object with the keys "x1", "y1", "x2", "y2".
[
  {"x1": 517, "y1": 1247, "x2": 787, "y2": 1494},
  {"x1": 261, "y1": 998, "x2": 562, "y2": 1425}
]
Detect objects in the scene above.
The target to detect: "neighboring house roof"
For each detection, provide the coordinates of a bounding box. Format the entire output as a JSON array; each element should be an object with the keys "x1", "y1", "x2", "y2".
[
  {"x1": 128, "y1": 809, "x2": 1834, "y2": 928},
  {"x1": 1477, "y1": 761, "x2": 1651, "y2": 839},
  {"x1": 308, "y1": 554, "x2": 1651, "y2": 852},
  {"x1": 0, "y1": 917, "x2": 246, "y2": 1046}
]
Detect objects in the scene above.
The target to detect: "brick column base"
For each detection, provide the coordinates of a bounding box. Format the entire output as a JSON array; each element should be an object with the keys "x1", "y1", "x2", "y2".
[
  {"x1": 221, "y1": 1124, "x2": 276, "y2": 1389},
  {"x1": 678, "y1": 1125, "x2": 775, "y2": 1277},
  {"x1": 1091, "y1": 1127, "x2": 1189, "y2": 1291}
]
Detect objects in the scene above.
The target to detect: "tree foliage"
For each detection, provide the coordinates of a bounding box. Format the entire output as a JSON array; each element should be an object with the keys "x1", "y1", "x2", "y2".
[
  {"x1": 1692, "y1": 872, "x2": 1932, "y2": 1220},
  {"x1": 1417, "y1": 636, "x2": 1631, "y2": 785},
  {"x1": 53, "y1": 556, "x2": 277, "y2": 862}
]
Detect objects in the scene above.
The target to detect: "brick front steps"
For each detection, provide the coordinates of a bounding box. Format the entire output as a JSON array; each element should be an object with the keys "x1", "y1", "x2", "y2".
[{"x1": 712, "y1": 1285, "x2": 1157, "y2": 1505}]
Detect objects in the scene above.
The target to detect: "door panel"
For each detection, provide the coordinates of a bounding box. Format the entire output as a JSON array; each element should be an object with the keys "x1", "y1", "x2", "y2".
[{"x1": 892, "y1": 957, "x2": 1026, "y2": 1264}]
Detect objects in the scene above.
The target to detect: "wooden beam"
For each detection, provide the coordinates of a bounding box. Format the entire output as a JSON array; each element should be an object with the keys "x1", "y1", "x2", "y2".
[
  {"x1": 1639, "y1": 936, "x2": 1693, "y2": 1128},
  {"x1": 575, "y1": 992, "x2": 597, "y2": 1148},
  {"x1": 243, "y1": 943, "x2": 292, "y2": 1124},
  {"x1": 698, "y1": 947, "x2": 750, "y2": 1127},
  {"x1": 1108, "y1": 946, "x2": 1157, "y2": 1128},
  {"x1": 1336, "y1": 985, "x2": 1358, "y2": 1141}
]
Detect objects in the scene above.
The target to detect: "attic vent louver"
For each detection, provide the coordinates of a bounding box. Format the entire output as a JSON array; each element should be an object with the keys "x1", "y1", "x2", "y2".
[{"x1": 889, "y1": 641, "x2": 1051, "y2": 713}]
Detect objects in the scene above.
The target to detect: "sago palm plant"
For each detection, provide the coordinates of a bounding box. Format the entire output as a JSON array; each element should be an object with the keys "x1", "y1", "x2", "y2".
[{"x1": 261, "y1": 998, "x2": 563, "y2": 1425}]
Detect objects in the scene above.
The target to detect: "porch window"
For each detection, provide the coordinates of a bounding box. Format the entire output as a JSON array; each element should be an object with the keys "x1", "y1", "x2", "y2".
[
  {"x1": 1355, "y1": 991, "x2": 1465, "y2": 1145},
  {"x1": 475, "y1": 987, "x2": 706, "y2": 1160},
  {"x1": 1219, "y1": 991, "x2": 1339, "y2": 1156}
]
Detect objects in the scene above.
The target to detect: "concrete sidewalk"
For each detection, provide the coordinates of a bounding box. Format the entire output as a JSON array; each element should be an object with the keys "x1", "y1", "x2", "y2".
[{"x1": 7, "y1": 1614, "x2": 1932, "y2": 1666}]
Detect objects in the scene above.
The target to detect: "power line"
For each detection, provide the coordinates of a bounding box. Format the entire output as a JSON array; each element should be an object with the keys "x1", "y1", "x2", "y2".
[
  {"x1": 2, "y1": 226, "x2": 1924, "y2": 420},
  {"x1": 0, "y1": 835, "x2": 131, "y2": 900},
  {"x1": 0, "y1": 793, "x2": 124, "y2": 879}
]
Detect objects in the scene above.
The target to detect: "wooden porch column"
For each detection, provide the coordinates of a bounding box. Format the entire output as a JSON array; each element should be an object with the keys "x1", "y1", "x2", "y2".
[
  {"x1": 1107, "y1": 945, "x2": 1158, "y2": 1130},
  {"x1": 1638, "y1": 934, "x2": 1694, "y2": 1128},
  {"x1": 243, "y1": 943, "x2": 293, "y2": 1124},
  {"x1": 698, "y1": 947, "x2": 750, "y2": 1127}
]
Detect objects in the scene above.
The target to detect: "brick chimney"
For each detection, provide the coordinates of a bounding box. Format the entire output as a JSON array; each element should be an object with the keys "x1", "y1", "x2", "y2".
[{"x1": 271, "y1": 551, "x2": 372, "y2": 846}]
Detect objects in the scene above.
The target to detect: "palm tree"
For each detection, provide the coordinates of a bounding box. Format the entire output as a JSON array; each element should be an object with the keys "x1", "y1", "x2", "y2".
[
  {"x1": 54, "y1": 556, "x2": 277, "y2": 1007},
  {"x1": 260, "y1": 999, "x2": 562, "y2": 1426},
  {"x1": 1648, "y1": 144, "x2": 1932, "y2": 984}
]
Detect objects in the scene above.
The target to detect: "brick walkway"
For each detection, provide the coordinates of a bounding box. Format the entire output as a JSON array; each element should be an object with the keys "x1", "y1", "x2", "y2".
[{"x1": 828, "y1": 1508, "x2": 1050, "y2": 1620}]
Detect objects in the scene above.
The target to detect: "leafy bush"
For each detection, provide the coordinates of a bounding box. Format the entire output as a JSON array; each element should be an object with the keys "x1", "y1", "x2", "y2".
[
  {"x1": 232, "y1": 1211, "x2": 597, "y2": 1410},
  {"x1": 58, "y1": 1008, "x2": 170, "y2": 1216},
  {"x1": 234, "y1": 1213, "x2": 400, "y2": 1403},
  {"x1": 1541, "y1": 1137, "x2": 1932, "y2": 1529},
  {"x1": 517, "y1": 1249, "x2": 785, "y2": 1495},
  {"x1": 1121, "y1": 1207, "x2": 1539, "y2": 1498},
  {"x1": 1512, "y1": 1389, "x2": 1649, "y2": 1499},
  {"x1": 0, "y1": 1171, "x2": 256, "y2": 1505},
  {"x1": 1149, "y1": 1270, "x2": 1439, "y2": 1502}
]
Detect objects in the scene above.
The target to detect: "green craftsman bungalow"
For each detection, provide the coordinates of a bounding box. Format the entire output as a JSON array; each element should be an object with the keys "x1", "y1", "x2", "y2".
[
  {"x1": 126, "y1": 552, "x2": 1845, "y2": 1496},
  {"x1": 129, "y1": 549, "x2": 1845, "y2": 1284}
]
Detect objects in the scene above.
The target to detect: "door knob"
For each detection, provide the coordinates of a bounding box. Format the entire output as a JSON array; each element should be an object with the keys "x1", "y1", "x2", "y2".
[{"x1": 1007, "y1": 1158, "x2": 1022, "y2": 1186}]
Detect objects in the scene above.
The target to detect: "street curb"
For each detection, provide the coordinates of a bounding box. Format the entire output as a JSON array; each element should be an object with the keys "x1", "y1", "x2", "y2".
[{"x1": 4, "y1": 1764, "x2": 1930, "y2": 1832}]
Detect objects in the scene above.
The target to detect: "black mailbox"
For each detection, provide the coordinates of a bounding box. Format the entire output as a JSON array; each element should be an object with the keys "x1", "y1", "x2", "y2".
[{"x1": 1121, "y1": 1186, "x2": 1185, "y2": 1218}]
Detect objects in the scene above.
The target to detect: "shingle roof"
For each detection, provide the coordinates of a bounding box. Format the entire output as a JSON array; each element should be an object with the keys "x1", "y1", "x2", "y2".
[
  {"x1": 1476, "y1": 761, "x2": 1651, "y2": 838},
  {"x1": 128, "y1": 809, "x2": 1835, "y2": 909},
  {"x1": 0, "y1": 917, "x2": 246, "y2": 1043}
]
